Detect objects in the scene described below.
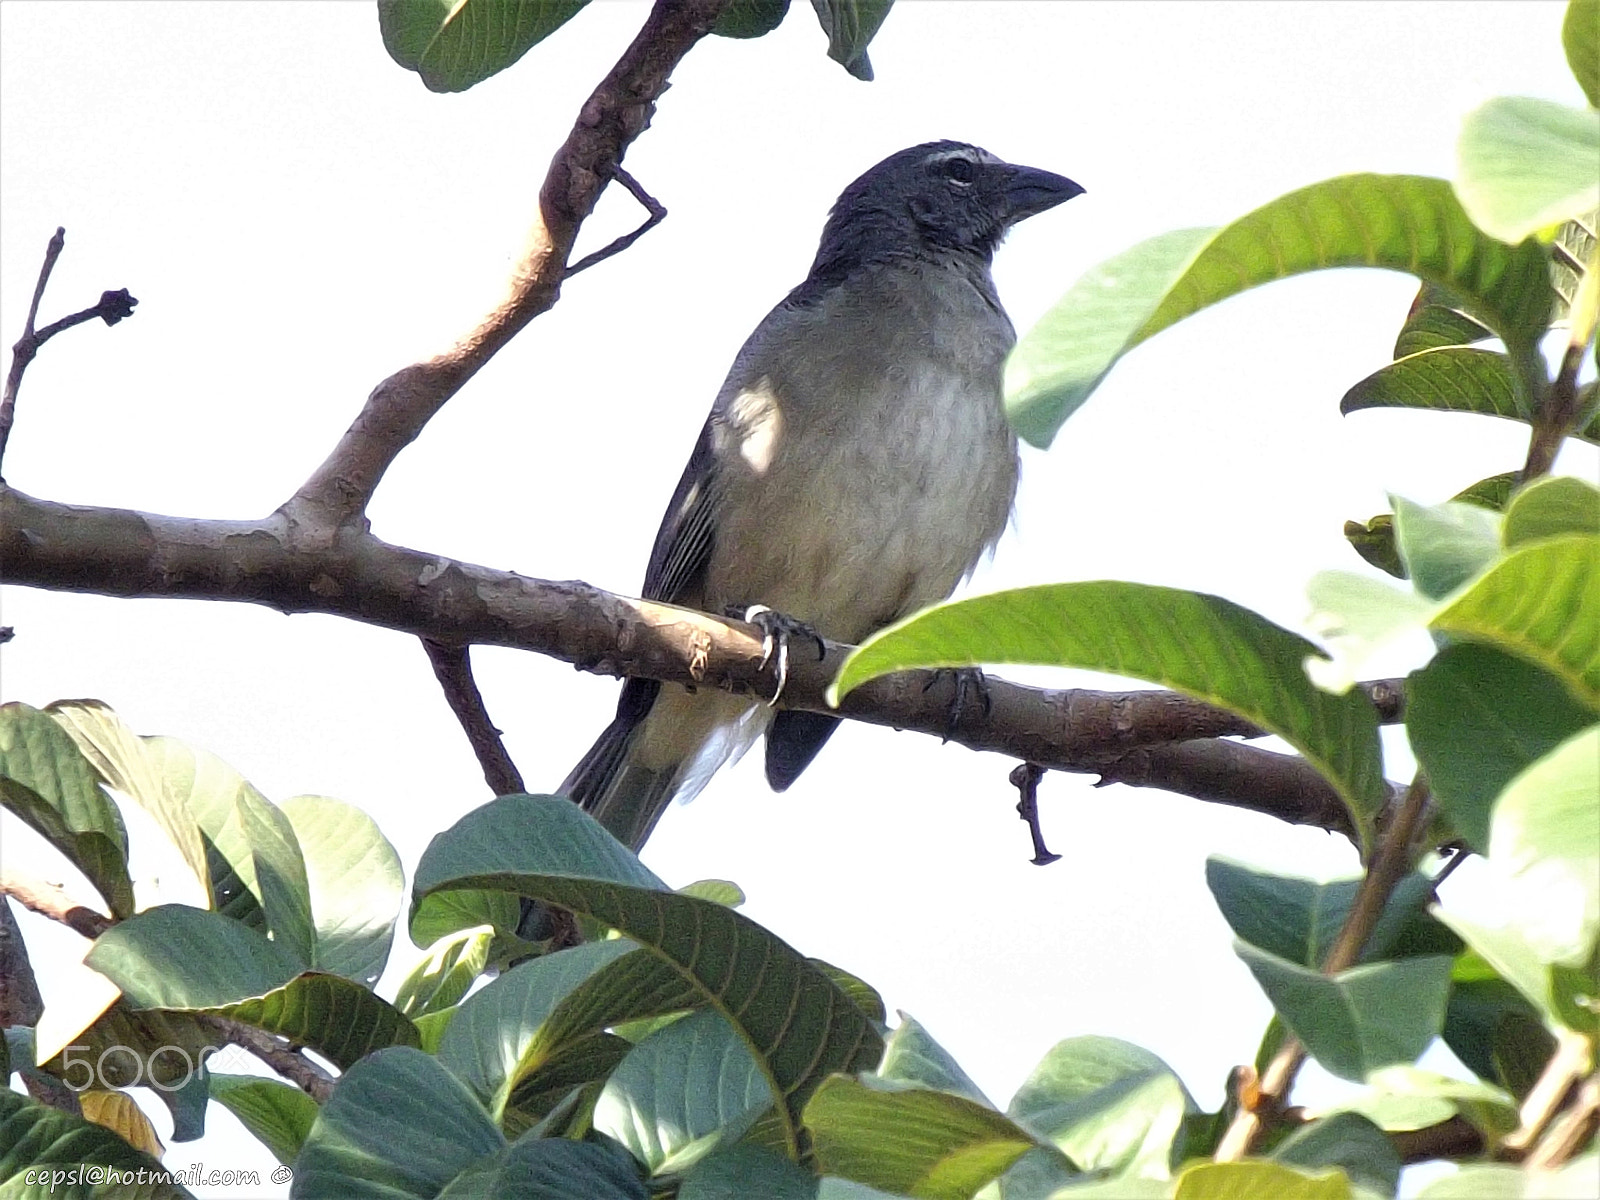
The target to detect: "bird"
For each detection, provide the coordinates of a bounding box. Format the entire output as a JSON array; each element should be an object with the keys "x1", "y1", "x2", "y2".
[{"x1": 563, "y1": 141, "x2": 1083, "y2": 851}]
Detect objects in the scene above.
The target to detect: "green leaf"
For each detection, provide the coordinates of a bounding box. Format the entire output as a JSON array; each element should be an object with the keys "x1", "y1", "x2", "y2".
[
  {"x1": 439, "y1": 1135, "x2": 649, "y2": 1198},
  {"x1": 1566, "y1": 0, "x2": 1600, "y2": 108},
  {"x1": 1272, "y1": 1112, "x2": 1400, "y2": 1199},
  {"x1": 435, "y1": 938, "x2": 638, "y2": 1121},
  {"x1": 293, "y1": 1046, "x2": 505, "y2": 1198},
  {"x1": 1441, "y1": 971, "x2": 1556, "y2": 1100},
  {"x1": 1006, "y1": 176, "x2": 1553, "y2": 448},
  {"x1": 1205, "y1": 860, "x2": 1456, "y2": 968},
  {"x1": 414, "y1": 794, "x2": 884, "y2": 1157},
  {"x1": 410, "y1": 887, "x2": 531, "y2": 968},
  {"x1": 210, "y1": 972, "x2": 422, "y2": 1071},
  {"x1": 280, "y1": 795, "x2": 402, "y2": 986},
  {"x1": 376, "y1": 0, "x2": 591, "y2": 93},
  {"x1": 206, "y1": 1073, "x2": 318, "y2": 1166},
  {"x1": 805, "y1": 1075, "x2": 1038, "y2": 1200},
  {"x1": 0, "y1": 701, "x2": 134, "y2": 919},
  {"x1": 811, "y1": 959, "x2": 887, "y2": 1026},
  {"x1": 46, "y1": 700, "x2": 210, "y2": 901},
  {"x1": 0, "y1": 1088, "x2": 190, "y2": 1199},
  {"x1": 1172, "y1": 1160, "x2": 1351, "y2": 1200},
  {"x1": 1430, "y1": 535, "x2": 1600, "y2": 708},
  {"x1": 1455, "y1": 473, "x2": 1521, "y2": 511},
  {"x1": 1327, "y1": 1065, "x2": 1518, "y2": 1141},
  {"x1": 1503, "y1": 475, "x2": 1600, "y2": 547},
  {"x1": 239, "y1": 795, "x2": 316, "y2": 970},
  {"x1": 679, "y1": 1145, "x2": 819, "y2": 1200},
  {"x1": 1302, "y1": 570, "x2": 1438, "y2": 694},
  {"x1": 1393, "y1": 283, "x2": 1492, "y2": 357},
  {"x1": 808, "y1": 0, "x2": 893, "y2": 81},
  {"x1": 1005, "y1": 1036, "x2": 1190, "y2": 1181},
  {"x1": 831, "y1": 583, "x2": 1387, "y2": 849},
  {"x1": 594, "y1": 1009, "x2": 771, "y2": 1175},
  {"x1": 713, "y1": 0, "x2": 789, "y2": 38},
  {"x1": 1406, "y1": 643, "x2": 1597, "y2": 852},
  {"x1": 1391, "y1": 496, "x2": 1503, "y2": 601},
  {"x1": 678, "y1": 879, "x2": 745, "y2": 907},
  {"x1": 1339, "y1": 349, "x2": 1600, "y2": 440},
  {"x1": 1233, "y1": 944, "x2": 1454, "y2": 1081},
  {"x1": 88, "y1": 904, "x2": 303, "y2": 1007},
  {"x1": 162, "y1": 739, "x2": 279, "y2": 930},
  {"x1": 877, "y1": 1015, "x2": 992, "y2": 1108},
  {"x1": 1455, "y1": 98, "x2": 1600, "y2": 245},
  {"x1": 1488, "y1": 725, "x2": 1600, "y2": 967},
  {"x1": 1343, "y1": 514, "x2": 1406, "y2": 579},
  {"x1": 394, "y1": 925, "x2": 494, "y2": 1018}
]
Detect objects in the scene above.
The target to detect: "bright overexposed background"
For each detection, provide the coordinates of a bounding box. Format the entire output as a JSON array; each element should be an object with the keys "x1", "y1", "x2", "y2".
[{"x1": 1, "y1": 3, "x2": 1591, "y2": 1196}]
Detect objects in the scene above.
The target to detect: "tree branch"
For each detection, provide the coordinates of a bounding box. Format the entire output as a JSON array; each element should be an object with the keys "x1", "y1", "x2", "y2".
[
  {"x1": 191, "y1": 1013, "x2": 335, "y2": 1104},
  {"x1": 281, "y1": 0, "x2": 729, "y2": 533},
  {"x1": 422, "y1": 638, "x2": 526, "y2": 795},
  {"x1": 2, "y1": 486, "x2": 1401, "y2": 837},
  {"x1": 0, "y1": 870, "x2": 113, "y2": 940}
]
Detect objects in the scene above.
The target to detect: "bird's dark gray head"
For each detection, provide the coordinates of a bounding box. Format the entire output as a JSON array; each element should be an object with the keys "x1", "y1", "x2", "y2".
[{"x1": 810, "y1": 141, "x2": 1083, "y2": 281}]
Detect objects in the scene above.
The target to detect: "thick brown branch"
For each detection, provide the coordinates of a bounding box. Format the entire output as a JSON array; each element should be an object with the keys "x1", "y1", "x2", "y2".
[
  {"x1": 284, "y1": 0, "x2": 729, "y2": 531},
  {"x1": 422, "y1": 638, "x2": 525, "y2": 796},
  {"x1": 0, "y1": 871, "x2": 113, "y2": 940},
  {"x1": 2, "y1": 486, "x2": 1397, "y2": 837},
  {"x1": 191, "y1": 1013, "x2": 334, "y2": 1103}
]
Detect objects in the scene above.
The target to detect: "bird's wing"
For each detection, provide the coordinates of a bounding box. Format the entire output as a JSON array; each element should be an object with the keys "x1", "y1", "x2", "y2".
[{"x1": 641, "y1": 416, "x2": 720, "y2": 605}]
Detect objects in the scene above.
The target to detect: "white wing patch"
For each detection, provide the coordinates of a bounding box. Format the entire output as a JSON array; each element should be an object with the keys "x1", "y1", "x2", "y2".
[{"x1": 728, "y1": 379, "x2": 784, "y2": 475}]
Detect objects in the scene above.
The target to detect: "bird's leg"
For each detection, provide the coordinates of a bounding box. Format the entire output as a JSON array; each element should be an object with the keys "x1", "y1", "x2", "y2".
[
  {"x1": 923, "y1": 665, "x2": 991, "y2": 741},
  {"x1": 729, "y1": 604, "x2": 826, "y2": 706}
]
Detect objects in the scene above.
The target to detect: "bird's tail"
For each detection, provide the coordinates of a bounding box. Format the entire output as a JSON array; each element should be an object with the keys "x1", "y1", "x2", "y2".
[{"x1": 562, "y1": 680, "x2": 768, "y2": 851}]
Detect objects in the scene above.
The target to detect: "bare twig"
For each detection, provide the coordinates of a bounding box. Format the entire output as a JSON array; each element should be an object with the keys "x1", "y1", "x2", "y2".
[
  {"x1": 1009, "y1": 762, "x2": 1058, "y2": 865},
  {"x1": 1506, "y1": 1030, "x2": 1594, "y2": 1158},
  {"x1": 1526, "y1": 1072, "x2": 1599, "y2": 1171},
  {"x1": 565, "y1": 166, "x2": 668, "y2": 277},
  {"x1": 1, "y1": 228, "x2": 137, "y2": 476},
  {"x1": 422, "y1": 638, "x2": 525, "y2": 796},
  {"x1": 191, "y1": 1013, "x2": 334, "y2": 1103},
  {"x1": 283, "y1": 0, "x2": 731, "y2": 532},
  {"x1": 0, "y1": 871, "x2": 112, "y2": 939},
  {"x1": 1215, "y1": 776, "x2": 1436, "y2": 1159}
]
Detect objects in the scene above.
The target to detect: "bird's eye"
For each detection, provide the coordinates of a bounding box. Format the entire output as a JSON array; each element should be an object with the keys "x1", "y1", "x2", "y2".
[{"x1": 943, "y1": 158, "x2": 976, "y2": 185}]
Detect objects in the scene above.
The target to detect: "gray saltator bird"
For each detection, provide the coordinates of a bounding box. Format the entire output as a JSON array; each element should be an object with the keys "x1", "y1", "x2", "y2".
[{"x1": 564, "y1": 141, "x2": 1083, "y2": 851}]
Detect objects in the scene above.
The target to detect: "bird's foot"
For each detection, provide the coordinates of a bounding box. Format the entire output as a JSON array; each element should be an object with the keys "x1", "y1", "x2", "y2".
[
  {"x1": 923, "y1": 665, "x2": 991, "y2": 742},
  {"x1": 729, "y1": 604, "x2": 826, "y2": 706}
]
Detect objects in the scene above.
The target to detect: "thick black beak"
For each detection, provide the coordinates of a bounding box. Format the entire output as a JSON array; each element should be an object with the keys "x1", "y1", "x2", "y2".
[{"x1": 1003, "y1": 164, "x2": 1085, "y2": 223}]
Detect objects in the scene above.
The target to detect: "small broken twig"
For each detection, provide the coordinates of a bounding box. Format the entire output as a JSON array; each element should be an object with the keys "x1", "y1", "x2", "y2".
[
  {"x1": 1010, "y1": 761, "x2": 1059, "y2": 865},
  {"x1": 564, "y1": 165, "x2": 668, "y2": 278}
]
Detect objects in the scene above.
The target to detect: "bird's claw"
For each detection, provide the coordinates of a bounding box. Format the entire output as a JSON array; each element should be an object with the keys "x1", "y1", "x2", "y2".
[
  {"x1": 923, "y1": 666, "x2": 990, "y2": 742},
  {"x1": 731, "y1": 604, "x2": 824, "y2": 707}
]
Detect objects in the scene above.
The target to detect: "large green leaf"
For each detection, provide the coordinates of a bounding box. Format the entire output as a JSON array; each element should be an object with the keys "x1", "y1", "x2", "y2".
[
  {"x1": 1487, "y1": 725, "x2": 1600, "y2": 967},
  {"x1": 1005, "y1": 1036, "x2": 1189, "y2": 1182},
  {"x1": 1393, "y1": 283, "x2": 1492, "y2": 357},
  {"x1": 877, "y1": 1015, "x2": 992, "y2": 1108},
  {"x1": 1234, "y1": 944, "x2": 1453, "y2": 1081},
  {"x1": 293, "y1": 1046, "x2": 505, "y2": 1198},
  {"x1": 438, "y1": 1135, "x2": 649, "y2": 1199},
  {"x1": 1406, "y1": 643, "x2": 1598, "y2": 852},
  {"x1": 679, "y1": 1145, "x2": 819, "y2": 1200},
  {"x1": 1172, "y1": 1160, "x2": 1350, "y2": 1200},
  {"x1": 0, "y1": 1088, "x2": 189, "y2": 1200},
  {"x1": 831, "y1": 583, "x2": 1387, "y2": 848},
  {"x1": 594, "y1": 1008, "x2": 771, "y2": 1175},
  {"x1": 1272, "y1": 1112, "x2": 1400, "y2": 1199},
  {"x1": 377, "y1": 0, "x2": 591, "y2": 93},
  {"x1": 1391, "y1": 496, "x2": 1503, "y2": 601},
  {"x1": 0, "y1": 702, "x2": 133, "y2": 919},
  {"x1": 1340, "y1": 349, "x2": 1600, "y2": 443},
  {"x1": 414, "y1": 794, "x2": 883, "y2": 1157},
  {"x1": 215, "y1": 973, "x2": 422, "y2": 1071},
  {"x1": 436, "y1": 938, "x2": 638, "y2": 1120},
  {"x1": 1327, "y1": 1064, "x2": 1518, "y2": 1141},
  {"x1": 157, "y1": 739, "x2": 278, "y2": 930},
  {"x1": 239, "y1": 796, "x2": 316, "y2": 969},
  {"x1": 1567, "y1": 0, "x2": 1600, "y2": 108},
  {"x1": 394, "y1": 925, "x2": 494, "y2": 1018},
  {"x1": 47, "y1": 700, "x2": 210, "y2": 901},
  {"x1": 1430, "y1": 535, "x2": 1600, "y2": 707},
  {"x1": 280, "y1": 795, "x2": 402, "y2": 986},
  {"x1": 1503, "y1": 475, "x2": 1600, "y2": 547},
  {"x1": 87, "y1": 904, "x2": 302, "y2": 1008},
  {"x1": 808, "y1": 0, "x2": 894, "y2": 80},
  {"x1": 1006, "y1": 175, "x2": 1553, "y2": 447},
  {"x1": 1455, "y1": 97, "x2": 1600, "y2": 245},
  {"x1": 805, "y1": 1075, "x2": 1039, "y2": 1200},
  {"x1": 1441, "y1": 963, "x2": 1556, "y2": 1101},
  {"x1": 207, "y1": 1073, "x2": 319, "y2": 1166},
  {"x1": 1205, "y1": 860, "x2": 1457, "y2": 969}
]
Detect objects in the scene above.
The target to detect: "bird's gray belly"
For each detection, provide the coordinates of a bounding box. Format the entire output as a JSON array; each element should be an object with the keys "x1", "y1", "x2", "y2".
[{"x1": 705, "y1": 365, "x2": 1017, "y2": 643}]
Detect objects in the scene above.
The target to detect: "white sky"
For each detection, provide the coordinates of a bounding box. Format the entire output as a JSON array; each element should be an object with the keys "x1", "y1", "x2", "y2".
[{"x1": 1, "y1": 3, "x2": 1592, "y2": 1197}]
